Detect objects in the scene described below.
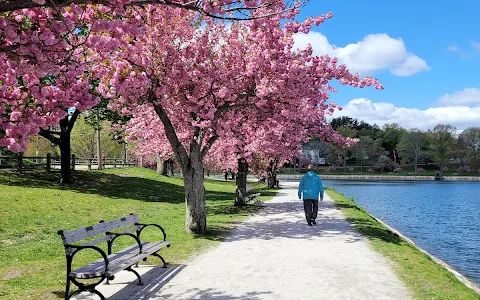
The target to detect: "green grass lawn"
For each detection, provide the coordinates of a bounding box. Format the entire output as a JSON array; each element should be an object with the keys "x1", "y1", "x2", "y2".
[
  {"x1": 327, "y1": 188, "x2": 480, "y2": 300},
  {"x1": 0, "y1": 168, "x2": 275, "y2": 300}
]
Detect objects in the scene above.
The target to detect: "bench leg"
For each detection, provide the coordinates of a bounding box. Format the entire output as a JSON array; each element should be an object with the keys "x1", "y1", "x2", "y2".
[
  {"x1": 66, "y1": 289, "x2": 81, "y2": 300},
  {"x1": 126, "y1": 266, "x2": 143, "y2": 285},
  {"x1": 64, "y1": 277, "x2": 71, "y2": 300},
  {"x1": 91, "y1": 289, "x2": 107, "y2": 300},
  {"x1": 67, "y1": 288, "x2": 105, "y2": 300},
  {"x1": 153, "y1": 253, "x2": 167, "y2": 268},
  {"x1": 68, "y1": 277, "x2": 106, "y2": 300}
]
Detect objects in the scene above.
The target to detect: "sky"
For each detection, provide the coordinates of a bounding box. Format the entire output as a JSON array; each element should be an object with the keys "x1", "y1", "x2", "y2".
[{"x1": 292, "y1": 0, "x2": 480, "y2": 131}]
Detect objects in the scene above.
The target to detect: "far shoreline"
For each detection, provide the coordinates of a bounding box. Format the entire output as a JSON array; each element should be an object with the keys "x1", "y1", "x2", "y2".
[{"x1": 277, "y1": 174, "x2": 480, "y2": 182}]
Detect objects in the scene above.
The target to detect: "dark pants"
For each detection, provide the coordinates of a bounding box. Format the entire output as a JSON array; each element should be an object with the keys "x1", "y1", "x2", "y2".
[{"x1": 303, "y1": 199, "x2": 318, "y2": 224}]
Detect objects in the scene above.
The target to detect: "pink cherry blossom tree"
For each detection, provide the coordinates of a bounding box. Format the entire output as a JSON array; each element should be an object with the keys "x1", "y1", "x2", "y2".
[
  {"x1": 107, "y1": 5, "x2": 382, "y2": 233},
  {"x1": 2, "y1": 1, "x2": 302, "y2": 183}
]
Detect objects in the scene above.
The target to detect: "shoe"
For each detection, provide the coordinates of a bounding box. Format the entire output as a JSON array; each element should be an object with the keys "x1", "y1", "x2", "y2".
[
  {"x1": 307, "y1": 223, "x2": 313, "y2": 226},
  {"x1": 311, "y1": 220, "x2": 316, "y2": 225}
]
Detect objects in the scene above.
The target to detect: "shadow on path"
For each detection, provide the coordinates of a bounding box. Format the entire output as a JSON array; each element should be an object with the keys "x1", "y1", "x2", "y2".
[
  {"x1": 218, "y1": 199, "x2": 364, "y2": 244},
  {"x1": 72, "y1": 265, "x2": 185, "y2": 300},
  {"x1": 154, "y1": 288, "x2": 272, "y2": 300}
]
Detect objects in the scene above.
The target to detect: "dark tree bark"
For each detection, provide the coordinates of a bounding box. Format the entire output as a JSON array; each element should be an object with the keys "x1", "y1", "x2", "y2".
[
  {"x1": 235, "y1": 158, "x2": 248, "y2": 206},
  {"x1": 266, "y1": 157, "x2": 279, "y2": 188},
  {"x1": 39, "y1": 110, "x2": 79, "y2": 184},
  {"x1": 153, "y1": 102, "x2": 212, "y2": 233},
  {"x1": 161, "y1": 159, "x2": 169, "y2": 176},
  {"x1": 0, "y1": 0, "x2": 308, "y2": 20},
  {"x1": 181, "y1": 150, "x2": 206, "y2": 233}
]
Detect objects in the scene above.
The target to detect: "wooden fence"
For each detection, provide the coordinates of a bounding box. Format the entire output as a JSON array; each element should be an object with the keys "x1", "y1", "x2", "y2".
[{"x1": 0, "y1": 154, "x2": 138, "y2": 172}]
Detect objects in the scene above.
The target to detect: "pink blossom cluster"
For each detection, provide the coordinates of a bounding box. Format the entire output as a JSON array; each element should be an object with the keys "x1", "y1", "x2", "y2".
[
  {"x1": 0, "y1": 3, "x2": 152, "y2": 151},
  {"x1": 457, "y1": 165, "x2": 472, "y2": 173}
]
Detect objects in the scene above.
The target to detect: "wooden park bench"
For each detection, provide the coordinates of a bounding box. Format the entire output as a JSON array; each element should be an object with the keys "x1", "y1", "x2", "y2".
[{"x1": 57, "y1": 214, "x2": 170, "y2": 300}]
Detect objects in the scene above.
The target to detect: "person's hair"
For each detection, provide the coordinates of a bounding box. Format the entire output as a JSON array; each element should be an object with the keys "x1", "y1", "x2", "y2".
[{"x1": 307, "y1": 164, "x2": 314, "y2": 171}]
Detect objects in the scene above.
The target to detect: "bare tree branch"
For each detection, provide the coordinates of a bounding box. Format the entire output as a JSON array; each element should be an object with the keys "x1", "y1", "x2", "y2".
[
  {"x1": 39, "y1": 128, "x2": 61, "y2": 145},
  {"x1": 0, "y1": 0, "x2": 309, "y2": 20},
  {"x1": 152, "y1": 100, "x2": 189, "y2": 167},
  {"x1": 68, "y1": 108, "x2": 80, "y2": 130},
  {"x1": 201, "y1": 133, "x2": 218, "y2": 159}
]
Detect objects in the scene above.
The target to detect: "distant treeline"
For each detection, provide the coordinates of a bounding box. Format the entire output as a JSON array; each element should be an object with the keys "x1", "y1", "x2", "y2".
[{"x1": 302, "y1": 117, "x2": 479, "y2": 173}]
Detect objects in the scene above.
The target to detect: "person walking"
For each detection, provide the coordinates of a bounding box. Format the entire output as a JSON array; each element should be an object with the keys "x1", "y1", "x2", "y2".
[{"x1": 298, "y1": 164, "x2": 324, "y2": 226}]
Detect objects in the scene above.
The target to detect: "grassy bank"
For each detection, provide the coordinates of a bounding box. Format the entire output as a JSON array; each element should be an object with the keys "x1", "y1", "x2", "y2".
[
  {"x1": 327, "y1": 188, "x2": 480, "y2": 300},
  {"x1": 0, "y1": 168, "x2": 275, "y2": 299}
]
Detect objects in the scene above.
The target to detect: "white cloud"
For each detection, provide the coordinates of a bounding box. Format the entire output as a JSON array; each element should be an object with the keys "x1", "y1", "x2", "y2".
[
  {"x1": 471, "y1": 41, "x2": 480, "y2": 52},
  {"x1": 391, "y1": 55, "x2": 430, "y2": 76},
  {"x1": 447, "y1": 44, "x2": 459, "y2": 52},
  {"x1": 331, "y1": 98, "x2": 480, "y2": 131},
  {"x1": 437, "y1": 88, "x2": 480, "y2": 106},
  {"x1": 293, "y1": 32, "x2": 430, "y2": 76}
]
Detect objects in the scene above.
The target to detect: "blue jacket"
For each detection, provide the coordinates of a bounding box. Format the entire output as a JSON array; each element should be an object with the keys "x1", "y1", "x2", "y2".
[{"x1": 298, "y1": 171, "x2": 324, "y2": 201}]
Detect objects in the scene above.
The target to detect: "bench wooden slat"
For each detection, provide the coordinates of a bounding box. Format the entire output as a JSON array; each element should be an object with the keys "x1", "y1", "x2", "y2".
[
  {"x1": 70, "y1": 241, "x2": 170, "y2": 279},
  {"x1": 61, "y1": 215, "x2": 139, "y2": 244},
  {"x1": 79, "y1": 236, "x2": 111, "y2": 247}
]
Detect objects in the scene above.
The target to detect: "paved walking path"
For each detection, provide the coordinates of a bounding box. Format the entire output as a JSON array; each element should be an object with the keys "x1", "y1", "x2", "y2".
[{"x1": 74, "y1": 181, "x2": 412, "y2": 300}]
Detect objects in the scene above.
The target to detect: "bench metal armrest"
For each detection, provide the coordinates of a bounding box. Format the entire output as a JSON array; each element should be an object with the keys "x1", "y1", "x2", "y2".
[
  {"x1": 106, "y1": 232, "x2": 143, "y2": 254},
  {"x1": 66, "y1": 245, "x2": 109, "y2": 275},
  {"x1": 135, "y1": 223, "x2": 167, "y2": 241}
]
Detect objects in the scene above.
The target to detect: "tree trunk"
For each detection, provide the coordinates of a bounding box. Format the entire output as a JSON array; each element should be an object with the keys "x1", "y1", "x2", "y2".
[
  {"x1": 156, "y1": 154, "x2": 163, "y2": 174},
  {"x1": 267, "y1": 171, "x2": 274, "y2": 188},
  {"x1": 182, "y1": 155, "x2": 206, "y2": 233},
  {"x1": 235, "y1": 158, "x2": 248, "y2": 206},
  {"x1": 343, "y1": 151, "x2": 347, "y2": 171},
  {"x1": 59, "y1": 117, "x2": 72, "y2": 184},
  {"x1": 266, "y1": 158, "x2": 278, "y2": 188},
  {"x1": 124, "y1": 143, "x2": 128, "y2": 163},
  {"x1": 161, "y1": 159, "x2": 169, "y2": 176},
  {"x1": 96, "y1": 112, "x2": 102, "y2": 170},
  {"x1": 169, "y1": 159, "x2": 174, "y2": 176},
  {"x1": 39, "y1": 111, "x2": 79, "y2": 184}
]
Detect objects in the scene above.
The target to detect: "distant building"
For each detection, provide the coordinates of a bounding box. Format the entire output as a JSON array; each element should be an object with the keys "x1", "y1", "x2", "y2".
[{"x1": 299, "y1": 140, "x2": 327, "y2": 165}]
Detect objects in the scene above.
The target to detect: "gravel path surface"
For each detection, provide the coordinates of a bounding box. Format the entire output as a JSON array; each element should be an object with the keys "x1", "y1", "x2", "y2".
[{"x1": 73, "y1": 181, "x2": 412, "y2": 300}]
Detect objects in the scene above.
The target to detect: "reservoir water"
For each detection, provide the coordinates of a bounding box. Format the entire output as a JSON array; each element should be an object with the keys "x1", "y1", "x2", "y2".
[{"x1": 320, "y1": 179, "x2": 480, "y2": 286}]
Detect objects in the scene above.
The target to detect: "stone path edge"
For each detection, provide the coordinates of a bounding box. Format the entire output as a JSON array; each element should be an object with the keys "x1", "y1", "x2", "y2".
[{"x1": 328, "y1": 190, "x2": 480, "y2": 296}]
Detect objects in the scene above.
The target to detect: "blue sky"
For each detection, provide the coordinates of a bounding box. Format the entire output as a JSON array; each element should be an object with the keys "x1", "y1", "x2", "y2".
[{"x1": 292, "y1": 0, "x2": 480, "y2": 130}]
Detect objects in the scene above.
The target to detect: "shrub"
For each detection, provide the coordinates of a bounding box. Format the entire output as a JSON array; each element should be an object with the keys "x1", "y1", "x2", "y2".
[
  {"x1": 457, "y1": 165, "x2": 472, "y2": 173},
  {"x1": 393, "y1": 167, "x2": 402, "y2": 173},
  {"x1": 377, "y1": 155, "x2": 390, "y2": 164},
  {"x1": 372, "y1": 160, "x2": 399, "y2": 172},
  {"x1": 416, "y1": 168, "x2": 425, "y2": 172},
  {"x1": 348, "y1": 167, "x2": 355, "y2": 172},
  {"x1": 327, "y1": 165, "x2": 336, "y2": 172},
  {"x1": 367, "y1": 168, "x2": 374, "y2": 172}
]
